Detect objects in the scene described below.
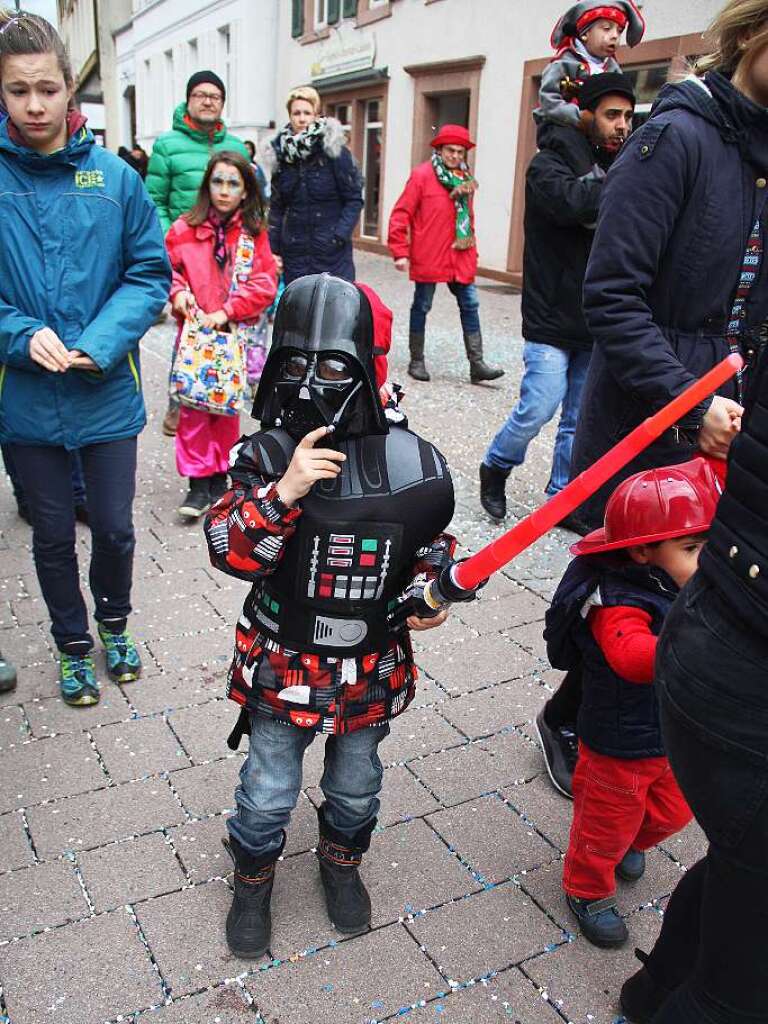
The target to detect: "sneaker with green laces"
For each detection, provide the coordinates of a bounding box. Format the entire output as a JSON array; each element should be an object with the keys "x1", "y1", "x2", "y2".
[
  {"x1": 59, "y1": 652, "x2": 100, "y2": 706},
  {"x1": 98, "y1": 624, "x2": 142, "y2": 683}
]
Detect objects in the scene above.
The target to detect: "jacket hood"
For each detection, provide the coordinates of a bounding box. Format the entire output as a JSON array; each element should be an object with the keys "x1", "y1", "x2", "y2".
[
  {"x1": 0, "y1": 113, "x2": 94, "y2": 165},
  {"x1": 536, "y1": 121, "x2": 597, "y2": 163},
  {"x1": 171, "y1": 101, "x2": 228, "y2": 142},
  {"x1": 265, "y1": 116, "x2": 347, "y2": 172},
  {"x1": 649, "y1": 75, "x2": 736, "y2": 140}
]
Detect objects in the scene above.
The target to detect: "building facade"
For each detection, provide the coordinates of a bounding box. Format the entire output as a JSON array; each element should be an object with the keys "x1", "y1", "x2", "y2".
[
  {"x1": 276, "y1": 0, "x2": 723, "y2": 282},
  {"x1": 113, "y1": 0, "x2": 280, "y2": 153}
]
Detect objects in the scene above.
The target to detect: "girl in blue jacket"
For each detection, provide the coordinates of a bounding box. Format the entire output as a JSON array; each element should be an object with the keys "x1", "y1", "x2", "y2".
[{"x1": 0, "y1": 13, "x2": 170, "y2": 705}]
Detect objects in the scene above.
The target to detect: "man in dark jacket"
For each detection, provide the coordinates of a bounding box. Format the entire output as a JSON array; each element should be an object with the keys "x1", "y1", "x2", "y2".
[{"x1": 479, "y1": 74, "x2": 635, "y2": 522}]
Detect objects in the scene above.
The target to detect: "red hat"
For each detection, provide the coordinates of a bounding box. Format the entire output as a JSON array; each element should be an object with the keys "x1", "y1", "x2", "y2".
[
  {"x1": 570, "y1": 458, "x2": 723, "y2": 557},
  {"x1": 430, "y1": 124, "x2": 476, "y2": 151},
  {"x1": 551, "y1": 2, "x2": 645, "y2": 49},
  {"x1": 577, "y1": 5, "x2": 627, "y2": 33}
]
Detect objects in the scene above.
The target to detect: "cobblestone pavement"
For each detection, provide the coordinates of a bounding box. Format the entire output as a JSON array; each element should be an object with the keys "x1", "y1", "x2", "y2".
[{"x1": 0, "y1": 252, "x2": 705, "y2": 1024}]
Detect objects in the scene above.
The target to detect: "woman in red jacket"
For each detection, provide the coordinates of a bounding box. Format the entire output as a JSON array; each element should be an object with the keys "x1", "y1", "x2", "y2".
[{"x1": 166, "y1": 151, "x2": 277, "y2": 518}]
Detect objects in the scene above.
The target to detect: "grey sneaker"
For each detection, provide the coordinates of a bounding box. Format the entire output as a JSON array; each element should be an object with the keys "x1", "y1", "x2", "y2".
[
  {"x1": 0, "y1": 648, "x2": 17, "y2": 693},
  {"x1": 535, "y1": 708, "x2": 578, "y2": 798}
]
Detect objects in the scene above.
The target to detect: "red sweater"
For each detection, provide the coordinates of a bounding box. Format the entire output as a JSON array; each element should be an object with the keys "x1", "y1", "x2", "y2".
[{"x1": 589, "y1": 606, "x2": 656, "y2": 684}]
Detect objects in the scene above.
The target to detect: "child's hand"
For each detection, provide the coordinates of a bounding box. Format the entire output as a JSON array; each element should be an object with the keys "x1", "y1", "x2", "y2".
[
  {"x1": 198, "y1": 309, "x2": 229, "y2": 330},
  {"x1": 172, "y1": 290, "x2": 193, "y2": 317},
  {"x1": 276, "y1": 425, "x2": 346, "y2": 506},
  {"x1": 407, "y1": 609, "x2": 449, "y2": 631}
]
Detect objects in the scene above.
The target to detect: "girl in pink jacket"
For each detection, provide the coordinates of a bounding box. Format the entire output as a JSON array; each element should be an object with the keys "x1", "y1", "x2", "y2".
[{"x1": 166, "y1": 150, "x2": 277, "y2": 518}]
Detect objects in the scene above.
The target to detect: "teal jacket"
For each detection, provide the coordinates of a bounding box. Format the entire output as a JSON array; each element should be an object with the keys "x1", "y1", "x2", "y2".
[
  {"x1": 146, "y1": 104, "x2": 248, "y2": 233},
  {"x1": 0, "y1": 118, "x2": 171, "y2": 449}
]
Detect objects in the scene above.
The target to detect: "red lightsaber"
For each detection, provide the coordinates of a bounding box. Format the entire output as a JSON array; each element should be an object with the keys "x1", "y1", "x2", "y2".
[{"x1": 427, "y1": 353, "x2": 743, "y2": 604}]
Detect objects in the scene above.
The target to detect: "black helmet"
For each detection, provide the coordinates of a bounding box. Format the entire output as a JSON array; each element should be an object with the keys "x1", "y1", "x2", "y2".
[{"x1": 253, "y1": 274, "x2": 388, "y2": 440}]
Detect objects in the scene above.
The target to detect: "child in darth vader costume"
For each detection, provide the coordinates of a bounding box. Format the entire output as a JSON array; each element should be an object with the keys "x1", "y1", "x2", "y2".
[{"x1": 204, "y1": 273, "x2": 472, "y2": 957}]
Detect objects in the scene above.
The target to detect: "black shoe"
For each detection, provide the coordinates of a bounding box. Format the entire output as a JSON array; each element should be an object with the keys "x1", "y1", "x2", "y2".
[
  {"x1": 479, "y1": 462, "x2": 509, "y2": 521},
  {"x1": 567, "y1": 894, "x2": 629, "y2": 948},
  {"x1": 408, "y1": 333, "x2": 430, "y2": 381},
  {"x1": 408, "y1": 359, "x2": 431, "y2": 382},
  {"x1": 558, "y1": 513, "x2": 592, "y2": 537},
  {"x1": 620, "y1": 950, "x2": 671, "y2": 1023},
  {"x1": 223, "y1": 836, "x2": 279, "y2": 959},
  {"x1": 178, "y1": 478, "x2": 211, "y2": 519},
  {"x1": 535, "y1": 708, "x2": 578, "y2": 798},
  {"x1": 317, "y1": 839, "x2": 372, "y2": 935},
  {"x1": 464, "y1": 332, "x2": 504, "y2": 383},
  {"x1": 210, "y1": 473, "x2": 229, "y2": 503},
  {"x1": 617, "y1": 848, "x2": 646, "y2": 882}
]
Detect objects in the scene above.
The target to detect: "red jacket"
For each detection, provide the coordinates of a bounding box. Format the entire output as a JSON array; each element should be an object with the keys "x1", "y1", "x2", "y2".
[
  {"x1": 165, "y1": 210, "x2": 277, "y2": 324},
  {"x1": 387, "y1": 160, "x2": 478, "y2": 284}
]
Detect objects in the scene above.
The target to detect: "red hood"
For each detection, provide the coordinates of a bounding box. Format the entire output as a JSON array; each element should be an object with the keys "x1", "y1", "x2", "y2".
[
  {"x1": 356, "y1": 281, "x2": 392, "y2": 389},
  {"x1": 7, "y1": 108, "x2": 88, "y2": 148}
]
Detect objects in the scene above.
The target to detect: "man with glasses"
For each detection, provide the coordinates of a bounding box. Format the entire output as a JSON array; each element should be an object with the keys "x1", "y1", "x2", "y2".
[{"x1": 146, "y1": 70, "x2": 249, "y2": 435}]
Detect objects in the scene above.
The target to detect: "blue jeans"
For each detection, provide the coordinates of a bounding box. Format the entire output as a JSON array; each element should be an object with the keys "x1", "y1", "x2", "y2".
[
  {"x1": 7, "y1": 439, "x2": 137, "y2": 652},
  {"x1": 409, "y1": 282, "x2": 481, "y2": 336},
  {"x1": 484, "y1": 341, "x2": 591, "y2": 495},
  {"x1": 228, "y1": 715, "x2": 389, "y2": 858}
]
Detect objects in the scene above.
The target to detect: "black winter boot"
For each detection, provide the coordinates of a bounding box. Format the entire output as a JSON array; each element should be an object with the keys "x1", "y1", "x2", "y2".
[
  {"x1": 479, "y1": 462, "x2": 510, "y2": 521},
  {"x1": 407, "y1": 333, "x2": 430, "y2": 381},
  {"x1": 463, "y1": 332, "x2": 504, "y2": 383},
  {"x1": 316, "y1": 807, "x2": 374, "y2": 935},
  {"x1": 567, "y1": 894, "x2": 629, "y2": 948},
  {"x1": 178, "y1": 477, "x2": 211, "y2": 519},
  {"x1": 210, "y1": 472, "x2": 229, "y2": 503},
  {"x1": 616, "y1": 848, "x2": 646, "y2": 882},
  {"x1": 620, "y1": 949, "x2": 673, "y2": 1023},
  {"x1": 223, "y1": 834, "x2": 282, "y2": 958}
]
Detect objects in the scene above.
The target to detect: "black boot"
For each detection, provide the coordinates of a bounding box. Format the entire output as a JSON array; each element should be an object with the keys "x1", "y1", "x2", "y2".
[
  {"x1": 620, "y1": 949, "x2": 672, "y2": 1023},
  {"x1": 210, "y1": 472, "x2": 229, "y2": 503},
  {"x1": 316, "y1": 807, "x2": 374, "y2": 935},
  {"x1": 567, "y1": 894, "x2": 629, "y2": 948},
  {"x1": 407, "y1": 333, "x2": 430, "y2": 381},
  {"x1": 222, "y1": 834, "x2": 282, "y2": 959},
  {"x1": 616, "y1": 848, "x2": 646, "y2": 882},
  {"x1": 178, "y1": 477, "x2": 211, "y2": 519},
  {"x1": 464, "y1": 331, "x2": 504, "y2": 383},
  {"x1": 479, "y1": 462, "x2": 509, "y2": 520}
]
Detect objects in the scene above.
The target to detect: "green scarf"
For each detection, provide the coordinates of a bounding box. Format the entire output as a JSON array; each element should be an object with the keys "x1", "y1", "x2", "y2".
[{"x1": 431, "y1": 152, "x2": 476, "y2": 250}]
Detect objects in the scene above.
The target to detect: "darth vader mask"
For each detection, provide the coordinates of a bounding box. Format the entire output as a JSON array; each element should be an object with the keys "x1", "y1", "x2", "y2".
[{"x1": 253, "y1": 274, "x2": 388, "y2": 441}]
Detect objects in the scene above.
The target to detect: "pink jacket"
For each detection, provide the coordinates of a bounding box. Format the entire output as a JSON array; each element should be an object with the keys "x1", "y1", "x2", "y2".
[{"x1": 166, "y1": 210, "x2": 278, "y2": 324}]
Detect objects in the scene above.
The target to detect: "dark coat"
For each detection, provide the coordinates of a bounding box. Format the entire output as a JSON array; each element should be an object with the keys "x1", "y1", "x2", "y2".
[
  {"x1": 571, "y1": 73, "x2": 768, "y2": 528},
  {"x1": 522, "y1": 123, "x2": 606, "y2": 350},
  {"x1": 267, "y1": 119, "x2": 364, "y2": 285}
]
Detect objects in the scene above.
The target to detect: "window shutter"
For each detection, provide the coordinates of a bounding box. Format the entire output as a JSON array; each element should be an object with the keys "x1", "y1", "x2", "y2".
[
  {"x1": 291, "y1": 0, "x2": 304, "y2": 37},
  {"x1": 342, "y1": 0, "x2": 358, "y2": 17},
  {"x1": 328, "y1": 0, "x2": 340, "y2": 23}
]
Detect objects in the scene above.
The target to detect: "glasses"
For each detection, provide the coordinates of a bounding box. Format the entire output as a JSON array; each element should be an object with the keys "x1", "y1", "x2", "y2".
[
  {"x1": 283, "y1": 354, "x2": 352, "y2": 382},
  {"x1": 210, "y1": 176, "x2": 243, "y2": 192},
  {"x1": 190, "y1": 91, "x2": 223, "y2": 104}
]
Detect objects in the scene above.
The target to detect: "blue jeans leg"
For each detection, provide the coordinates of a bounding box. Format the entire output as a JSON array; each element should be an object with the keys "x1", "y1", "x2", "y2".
[
  {"x1": 484, "y1": 341, "x2": 569, "y2": 474},
  {"x1": 447, "y1": 282, "x2": 481, "y2": 335},
  {"x1": 228, "y1": 716, "x2": 316, "y2": 858},
  {"x1": 546, "y1": 349, "x2": 592, "y2": 496},
  {"x1": 408, "y1": 282, "x2": 436, "y2": 335},
  {"x1": 319, "y1": 724, "x2": 389, "y2": 838}
]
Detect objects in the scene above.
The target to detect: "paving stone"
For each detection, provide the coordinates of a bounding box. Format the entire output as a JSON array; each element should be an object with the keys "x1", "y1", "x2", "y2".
[
  {"x1": 0, "y1": 858, "x2": 88, "y2": 940},
  {"x1": 171, "y1": 816, "x2": 233, "y2": 883},
  {"x1": 416, "y1": 634, "x2": 541, "y2": 697},
  {"x1": 380, "y1": 706, "x2": 466, "y2": 764},
  {"x1": 365, "y1": 819, "x2": 481, "y2": 925},
  {"x1": 129, "y1": 567, "x2": 215, "y2": 610},
  {"x1": 453, "y1": 589, "x2": 550, "y2": 635},
  {"x1": 146, "y1": 627, "x2": 233, "y2": 677},
  {"x1": 170, "y1": 756, "x2": 242, "y2": 817},
  {"x1": 122, "y1": 667, "x2": 225, "y2": 715},
  {"x1": 502, "y1": 774, "x2": 574, "y2": 853},
  {"x1": 27, "y1": 777, "x2": 186, "y2": 859},
  {"x1": 0, "y1": 623, "x2": 54, "y2": 674},
  {"x1": 411, "y1": 615, "x2": 477, "y2": 657},
  {"x1": 0, "y1": 732, "x2": 107, "y2": 813},
  {"x1": 79, "y1": 832, "x2": 188, "y2": 912},
  {"x1": 412, "y1": 731, "x2": 539, "y2": 806},
  {"x1": 168, "y1": 699, "x2": 239, "y2": 764},
  {"x1": 0, "y1": 703, "x2": 29, "y2": 747},
  {"x1": 203, "y1": 581, "x2": 253, "y2": 623},
  {"x1": 0, "y1": 810, "x2": 35, "y2": 870},
  {"x1": 503, "y1": 621, "x2": 549, "y2": 660},
  {"x1": 24, "y1": 690, "x2": 132, "y2": 738},
  {"x1": 524, "y1": 903, "x2": 667, "y2": 1024},
  {"x1": 134, "y1": 985, "x2": 257, "y2": 1023},
  {"x1": 659, "y1": 818, "x2": 708, "y2": 868},
  {"x1": 439, "y1": 678, "x2": 549, "y2": 740},
  {"x1": 93, "y1": 715, "x2": 190, "y2": 782},
  {"x1": 399, "y1": 971, "x2": 564, "y2": 1023},
  {"x1": 410, "y1": 672, "x2": 450, "y2": 706},
  {"x1": 0, "y1": 907, "x2": 162, "y2": 1024},
  {"x1": 246, "y1": 923, "x2": 444, "y2": 1024},
  {"x1": 427, "y1": 795, "x2": 558, "y2": 884},
  {"x1": 409, "y1": 881, "x2": 563, "y2": 979},
  {"x1": 136, "y1": 881, "x2": 263, "y2": 996},
  {"x1": 269, "y1": 851, "x2": 338, "y2": 958}
]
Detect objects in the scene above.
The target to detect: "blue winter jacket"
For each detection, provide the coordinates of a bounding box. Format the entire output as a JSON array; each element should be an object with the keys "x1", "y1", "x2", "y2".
[
  {"x1": 570, "y1": 73, "x2": 768, "y2": 528},
  {"x1": 0, "y1": 118, "x2": 171, "y2": 449}
]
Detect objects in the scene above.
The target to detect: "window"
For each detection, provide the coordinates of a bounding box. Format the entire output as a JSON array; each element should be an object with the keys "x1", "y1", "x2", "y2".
[
  {"x1": 622, "y1": 61, "x2": 674, "y2": 127},
  {"x1": 361, "y1": 99, "x2": 383, "y2": 237},
  {"x1": 218, "y1": 25, "x2": 231, "y2": 104},
  {"x1": 327, "y1": 102, "x2": 352, "y2": 144},
  {"x1": 163, "y1": 49, "x2": 174, "y2": 123},
  {"x1": 316, "y1": 0, "x2": 328, "y2": 29},
  {"x1": 187, "y1": 38, "x2": 198, "y2": 77}
]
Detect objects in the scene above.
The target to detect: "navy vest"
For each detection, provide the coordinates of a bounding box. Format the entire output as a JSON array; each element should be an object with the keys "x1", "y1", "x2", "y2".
[{"x1": 545, "y1": 557, "x2": 678, "y2": 759}]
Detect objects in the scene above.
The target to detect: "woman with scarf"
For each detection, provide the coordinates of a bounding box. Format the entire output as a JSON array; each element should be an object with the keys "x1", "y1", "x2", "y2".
[
  {"x1": 387, "y1": 125, "x2": 503, "y2": 384},
  {"x1": 263, "y1": 86, "x2": 363, "y2": 285},
  {"x1": 166, "y1": 151, "x2": 277, "y2": 519}
]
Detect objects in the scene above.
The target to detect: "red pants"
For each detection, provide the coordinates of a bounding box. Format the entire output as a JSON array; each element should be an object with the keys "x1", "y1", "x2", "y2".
[{"x1": 563, "y1": 742, "x2": 692, "y2": 900}]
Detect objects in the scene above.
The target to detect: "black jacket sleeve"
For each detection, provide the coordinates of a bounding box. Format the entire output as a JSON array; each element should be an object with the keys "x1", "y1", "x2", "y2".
[{"x1": 526, "y1": 149, "x2": 603, "y2": 228}]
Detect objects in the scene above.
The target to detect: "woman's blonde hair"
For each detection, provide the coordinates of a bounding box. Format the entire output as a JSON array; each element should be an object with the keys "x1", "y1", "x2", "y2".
[
  {"x1": 696, "y1": 0, "x2": 768, "y2": 75},
  {"x1": 286, "y1": 85, "x2": 321, "y2": 115}
]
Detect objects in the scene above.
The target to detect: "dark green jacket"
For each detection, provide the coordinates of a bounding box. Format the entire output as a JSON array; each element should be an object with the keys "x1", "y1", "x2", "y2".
[{"x1": 145, "y1": 103, "x2": 248, "y2": 233}]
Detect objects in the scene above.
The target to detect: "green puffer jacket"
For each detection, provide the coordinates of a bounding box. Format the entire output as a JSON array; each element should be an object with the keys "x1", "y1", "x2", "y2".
[{"x1": 145, "y1": 103, "x2": 248, "y2": 233}]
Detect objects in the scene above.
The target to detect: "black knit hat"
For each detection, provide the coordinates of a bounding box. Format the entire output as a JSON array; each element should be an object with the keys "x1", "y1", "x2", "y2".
[
  {"x1": 578, "y1": 71, "x2": 636, "y2": 112},
  {"x1": 186, "y1": 70, "x2": 226, "y2": 102}
]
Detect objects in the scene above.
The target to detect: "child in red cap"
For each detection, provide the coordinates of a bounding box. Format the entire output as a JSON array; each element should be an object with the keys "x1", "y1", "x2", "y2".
[
  {"x1": 543, "y1": 458, "x2": 721, "y2": 948},
  {"x1": 535, "y1": 1, "x2": 645, "y2": 126}
]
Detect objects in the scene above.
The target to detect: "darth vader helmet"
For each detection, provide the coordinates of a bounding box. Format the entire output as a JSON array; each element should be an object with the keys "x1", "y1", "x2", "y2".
[{"x1": 253, "y1": 274, "x2": 389, "y2": 440}]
